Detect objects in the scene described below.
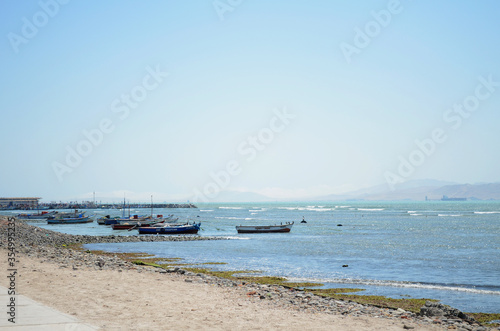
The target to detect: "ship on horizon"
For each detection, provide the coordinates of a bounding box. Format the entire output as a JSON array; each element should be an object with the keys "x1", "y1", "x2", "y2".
[{"x1": 441, "y1": 195, "x2": 467, "y2": 201}]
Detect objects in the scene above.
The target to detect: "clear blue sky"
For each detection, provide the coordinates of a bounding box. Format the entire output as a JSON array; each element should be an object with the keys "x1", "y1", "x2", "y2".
[{"x1": 1, "y1": 1, "x2": 499, "y2": 202}]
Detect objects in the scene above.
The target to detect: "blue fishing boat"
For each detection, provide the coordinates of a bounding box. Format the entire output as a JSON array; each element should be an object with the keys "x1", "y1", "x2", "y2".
[{"x1": 138, "y1": 222, "x2": 201, "y2": 234}]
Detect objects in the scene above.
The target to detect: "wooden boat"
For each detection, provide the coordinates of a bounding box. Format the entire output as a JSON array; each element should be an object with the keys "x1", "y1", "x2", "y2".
[
  {"x1": 235, "y1": 222, "x2": 294, "y2": 233},
  {"x1": 138, "y1": 222, "x2": 201, "y2": 234},
  {"x1": 111, "y1": 218, "x2": 165, "y2": 230},
  {"x1": 47, "y1": 213, "x2": 91, "y2": 224},
  {"x1": 104, "y1": 215, "x2": 152, "y2": 225},
  {"x1": 97, "y1": 215, "x2": 120, "y2": 225},
  {"x1": 17, "y1": 211, "x2": 57, "y2": 220}
]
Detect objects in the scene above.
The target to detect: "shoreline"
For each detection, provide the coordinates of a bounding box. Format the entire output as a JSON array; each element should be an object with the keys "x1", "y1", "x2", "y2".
[{"x1": 1, "y1": 217, "x2": 496, "y2": 330}]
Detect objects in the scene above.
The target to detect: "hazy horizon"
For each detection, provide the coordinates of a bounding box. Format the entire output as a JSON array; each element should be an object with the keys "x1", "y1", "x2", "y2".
[{"x1": 2, "y1": 1, "x2": 499, "y2": 203}]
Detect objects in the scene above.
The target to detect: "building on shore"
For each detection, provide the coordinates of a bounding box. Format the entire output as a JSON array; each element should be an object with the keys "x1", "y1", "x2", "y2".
[{"x1": 0, "y1": 197, "x2": 41, "y2": 210}]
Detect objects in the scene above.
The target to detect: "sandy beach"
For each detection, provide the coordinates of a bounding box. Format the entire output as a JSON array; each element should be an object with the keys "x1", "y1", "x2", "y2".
[
  {"x1": 2, "y1": 252, "x2": 445, "y2": 331},
  {"x1": 2, "y1": 217, "x2": 488, "y2": 330}
]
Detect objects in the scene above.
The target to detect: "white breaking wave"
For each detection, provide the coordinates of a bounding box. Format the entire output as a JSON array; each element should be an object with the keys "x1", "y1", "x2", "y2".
[
  {"x1": 438, "y1": 214, "x2": 462, "y2": 217},
  {"x1": 409, "y1": 214, "x2": 423, "y2": 216},
  {"x1": 287, "y1": 277, "x2": 500, "y2": 295},
  {"x1": 219, "y1": 207, "x2": 243, "y2": 210},
  {"x1": 474, "y1": 211, "x2": 500, "y2": 214},
  {"x1": 200, "y1": 210, "x2": 214, "y2": 212},
  {"x1": 306, "y1": 208, "x2": 334, "y2": 212},
  {"x1": 358, "y1": 208, "x2": 384, "y2": 211}
]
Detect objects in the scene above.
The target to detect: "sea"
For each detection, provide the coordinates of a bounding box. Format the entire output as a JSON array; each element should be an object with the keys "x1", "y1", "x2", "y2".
[{"x1": 9, "y1": 200, "x2": 500, "y2": 313}]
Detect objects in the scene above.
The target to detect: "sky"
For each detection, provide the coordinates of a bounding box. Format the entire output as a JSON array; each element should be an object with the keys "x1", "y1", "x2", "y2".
[{"x1": 1, "y1": 0, "x2": 499, "y2": 202}]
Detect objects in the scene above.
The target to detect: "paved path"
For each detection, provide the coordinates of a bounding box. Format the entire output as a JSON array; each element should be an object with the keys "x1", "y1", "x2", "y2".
[{"x1": 0, "y1": 286, "x2": 98, "y2": 330}]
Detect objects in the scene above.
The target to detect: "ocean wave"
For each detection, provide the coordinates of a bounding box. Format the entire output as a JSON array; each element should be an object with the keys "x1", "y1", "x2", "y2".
[
  {"x1": 215, "y1": 216, "x2": 246, "y2": 220},
  {"x1": 438, "y1": 214, "x2": 462, "y2": 217},
  {"x1": 358, "y1": 208, "x2": 384, "y2": 211},
  {"x1": 278, "y1": 207, "x2": 307, "y2": 211},
  {"x1": 474, "y1": 211, "x2": 500, "y2": 214},
  {"x1": 222, "y1": 236, "x2": 250, "y2": 240},
  {"x1": 219, "y1": 207, "x2": 244, "y2": 210},
  {"x1": 409, "y1": 213, "x2": 423, "y2": 216},
  {"x1": 407, "y1": 211, "x2": 416, "y2": 213},
  {"x1": 306, "y1": 208, "x2": 334, "y2": 212},
  {"x1": 288, "y1": 277, "x2": 500, "y2": 295},
  {"x1": 200, "y1": 210, "x2": 214, "y2": 212}
]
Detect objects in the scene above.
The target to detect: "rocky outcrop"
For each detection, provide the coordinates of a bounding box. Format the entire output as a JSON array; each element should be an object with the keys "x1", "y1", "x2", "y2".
[{"x1": 420, "y1": 301, "x2": 476, "y2": 323}]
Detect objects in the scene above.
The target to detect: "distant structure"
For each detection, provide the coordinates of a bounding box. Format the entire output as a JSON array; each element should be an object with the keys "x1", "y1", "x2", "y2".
[
  {"x1": 0, "y1": 197, "x2": 41, "y2": 210},
  {"x1": 441, "y1": 195, "x2": 466, "y2": 201}
]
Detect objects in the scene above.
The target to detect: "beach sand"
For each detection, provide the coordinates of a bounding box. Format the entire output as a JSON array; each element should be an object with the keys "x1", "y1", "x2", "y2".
[{"x1": 1, "y1": 251, "x2": 442, "y2": 331}]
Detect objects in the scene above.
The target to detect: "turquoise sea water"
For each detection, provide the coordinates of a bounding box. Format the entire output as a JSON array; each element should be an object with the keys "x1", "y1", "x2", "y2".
[{"x1": 12, "y1": 200, "x2": 500, "y2": 313}]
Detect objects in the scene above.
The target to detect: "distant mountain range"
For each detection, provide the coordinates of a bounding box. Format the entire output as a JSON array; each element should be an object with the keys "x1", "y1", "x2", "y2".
[
  {"x1": 214, "y1": 180, "x2": 500, "y2": 202},
  {"x1": 321, "y1": 181, "x2": 500, "y2": 201}
]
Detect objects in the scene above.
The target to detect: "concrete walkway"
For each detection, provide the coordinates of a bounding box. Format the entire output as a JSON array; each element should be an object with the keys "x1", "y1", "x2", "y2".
[{"x1": 0, "y1": 286, "x2": 98, "y2": 330}]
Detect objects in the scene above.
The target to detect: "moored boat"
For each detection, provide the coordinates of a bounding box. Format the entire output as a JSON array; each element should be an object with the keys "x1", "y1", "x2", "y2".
[
  {"x1": 47, "y1": 212, "x2": 91, "y2": 224},
  {"x1": 17, "y1": 211, "x2": 57, "y2": 220},
  {"x1": 235, "y1": 222, "x2": 294, "y2": 233},
  {"x1": 104, "y1": 215, "x2": 152, "y2": 225},
  {"x1": 97, "y1": 215, "x2": 121, "y2": 225},
  {"x1": 138, "y1": 222, "x2": 201, "y2": 234},
  {"x1": 111, "y1": 218, "x2": 165, "y2": 230}
]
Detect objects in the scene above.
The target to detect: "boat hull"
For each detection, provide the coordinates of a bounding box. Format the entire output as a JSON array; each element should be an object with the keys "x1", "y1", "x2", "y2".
[
  {"x1": 112, "y1": 221, "x2": 162, "y2": 230},
  {"x1": 138, "y1": 223, "x2": 200, "y2": 234},
  {"x1": 47, "y1": 217, "x2": 91, "y2": 224},
  {"x1": 236, "y1": 223, "x2": 293, "y2": 233}
]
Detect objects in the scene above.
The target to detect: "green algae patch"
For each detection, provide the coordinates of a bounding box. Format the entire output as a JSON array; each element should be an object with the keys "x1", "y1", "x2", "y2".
[
  {"x1": 468, "y1": 313, "x2": 500, "y2": 327},
  {"x1": 132, "y1": 260, "x2": 162, "y2": 268},
  {"x1": 64, "y1": 243, "x2": 84, "y2": 251},
  {"x1": 182, "y1": 268, "x2": 323, "y2": 288},
  {"x1": 280, "y1": 282, "x2": 323, "y2": 288},
  {"x1": 307, "y1": 290, "x2": 434, "y2": 314},
  {"x1": 307, "y1": 288, "x2": 365, "y2": 295},
  {"x1": 183, "y1": 268, "x2": 256, "y2": 278},
  {"x1": 88, "y1": 250, "x2": 155, "y2": 260},
  {"x1": 140, "y1": 257, "x2": 182, "y2": 265}
]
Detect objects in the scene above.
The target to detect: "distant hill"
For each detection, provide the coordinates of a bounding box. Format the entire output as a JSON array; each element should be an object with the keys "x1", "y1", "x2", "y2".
[
  {"x1": 200, "y1": 181, "x2": 500, "y2": 202},
  {"x1": 316, "y1": 181, "x2": 500, "y2": 201},
  {"x1": 207, "y1": 190, "x2": 273, "y2": 202},
  {"x1": 427, "y1": 183, "x2": 500, "y2": 200}
]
